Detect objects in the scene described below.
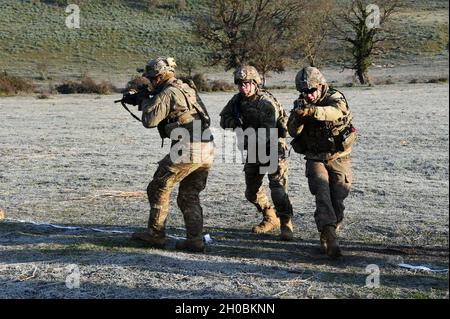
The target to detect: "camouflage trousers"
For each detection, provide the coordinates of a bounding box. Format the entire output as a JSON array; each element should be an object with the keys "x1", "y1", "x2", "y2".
[
  {"x1": 244, "y1": 158, "x2": 293, "y2": 218},
  {"x1": 305, "y1": 156, "x2": 352, "y2": 232},
  {"x1": 146, "y1": 142, "x2": 215, "y2": 239}
]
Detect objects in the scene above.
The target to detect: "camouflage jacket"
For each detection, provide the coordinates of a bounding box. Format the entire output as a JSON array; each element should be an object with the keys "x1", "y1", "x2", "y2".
[
  {"x1": 288, "y1": 86, "x2": 355, "y2": 161},
  {"x1": 140, "y1": 77, "x2": 212, "y2": 143},
  {"x1": 220, "y1": 89, "x2": 288, "y2": 159}
]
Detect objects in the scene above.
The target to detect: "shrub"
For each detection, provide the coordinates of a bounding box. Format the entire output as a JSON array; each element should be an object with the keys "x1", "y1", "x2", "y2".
[
  {"x1": 427, "y1": 77, "x2": 448, "y2": 84},
  {"x1": 55, "y1": 75, "x2": 117, "y2": 94},
  {"x1": 209, "y1": 80, "x2": 234, "y2": 92},
  {"x1": 97, "y1": 80, "x2": 117, "y2": 94},
  {"x1": 37, "y1": 92, "x2": 51, "y2": 99},
  {"x1": 179, "y1": 74, "x2": 234, "y2": 92},
  {"x1": 55, "y1": 81, "x2": 82, "y2": 94},
  {"x1": 40, "y1": 0, "x2": 69, "y2": 6},
  {"x1": 0, "y1": 72, "x2": 35, "y2": 96},
  {"x1": 192, "y1": 73, "x2": 208, "y2": 92},
  {"x1": 265, "y1": 85, "x2": 289, "y2": 90}
]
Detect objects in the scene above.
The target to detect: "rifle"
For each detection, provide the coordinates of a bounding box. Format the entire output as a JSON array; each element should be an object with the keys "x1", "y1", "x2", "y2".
[
  {"x1": 296, "y1": 94, "x2": 312, "y2": 109},
  {"x1": 114, "y1": 84, "x2": 151, "y2": 123},
  {"x1": 233, "y1": 95, "x2": 244, "y2": 128}
]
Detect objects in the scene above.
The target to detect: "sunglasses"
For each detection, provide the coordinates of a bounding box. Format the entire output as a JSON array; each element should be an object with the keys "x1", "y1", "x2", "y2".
[{"x1": 301, "y1": 88, "x2": 318, "y2": 94}]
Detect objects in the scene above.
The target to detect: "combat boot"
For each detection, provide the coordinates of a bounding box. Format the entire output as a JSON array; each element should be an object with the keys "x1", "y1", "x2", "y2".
[
  {"x1": 131, "y1": 230, "x2": 165, "y2": 249},
  {"x1": 252, "y1": 207, "x2": 280, "y2": 234},
  {"x1": 175, "y1": 237, "x2": 205, "y2": 253},
  {"x1": 279, "y1": 215, "x2": 294, "y2": 241},
  {"x1": 131, "y1": 208, "x2": 167, "y2": 248},
  {"x1": 321, "y1": 225, "x2": 342, "y2": 259}
]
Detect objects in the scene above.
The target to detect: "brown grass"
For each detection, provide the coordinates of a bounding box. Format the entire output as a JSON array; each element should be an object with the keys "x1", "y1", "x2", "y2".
[
  {"x1": 56, "y1": 75, "x2": 118, "y2": 94},
  {"x1": 0, "y1": 73, "x2": 35, "y2": 96}
]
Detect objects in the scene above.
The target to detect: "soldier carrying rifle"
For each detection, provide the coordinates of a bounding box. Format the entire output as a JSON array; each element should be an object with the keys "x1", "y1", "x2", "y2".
[{"x1": 118, "y1": 57, "x2": 214, "y2": 253}]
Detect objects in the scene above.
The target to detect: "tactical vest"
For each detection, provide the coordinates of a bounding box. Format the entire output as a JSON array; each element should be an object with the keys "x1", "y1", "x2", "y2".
[
  {"x1": 156, "y1": 79, "x2": 212, "y2": 144},
  {"x1": 261, "y1": 90, "x2": 289, "y2": 138},
  {"x1": 234, "y1": 90, "x2": 288, "y2": 138},
  {"x1": 157, "y1": 80, "x2": 212, "y2": 143},
  {"x1": 293, "y1": 88, "x2": 356, "y2": 154}
]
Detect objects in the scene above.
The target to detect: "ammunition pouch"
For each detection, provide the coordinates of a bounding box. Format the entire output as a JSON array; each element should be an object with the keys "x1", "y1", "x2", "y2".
[
  {"x1": 290, "y1": 134, "x2": 307, "y2": 154},
  {"x1": 290, "y1": 88, "x2": 356, "y2": 154},
  {"x1": 157, "y1": 118, "x2": 170, "y2": 139},
  {"x1": 334, "y1": 124, "x2": 357, "y2": 152},
  {"x1": 294, "y1": 123, "x2": 356, "y2": 154},
  {"x1": 157, "y1": 79, "x2": 213, "y2": 144},
  {"x1": 159, "y1": 118, "x2": 213, "y2": 143}
]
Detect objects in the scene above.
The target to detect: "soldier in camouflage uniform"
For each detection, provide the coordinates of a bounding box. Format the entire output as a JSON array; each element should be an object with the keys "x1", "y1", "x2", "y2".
[
  {"x1": 220, "y1": 65, "x2": 294, "y2": 241},
  {"x1": 288, "y1": 67, "x2": 356, "y2": 258},
  {"x1": 129, "y1": 57, "x2": 215, "y2": 253}
]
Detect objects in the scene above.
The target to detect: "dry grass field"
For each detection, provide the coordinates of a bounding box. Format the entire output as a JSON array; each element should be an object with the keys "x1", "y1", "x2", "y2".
[{"x1": 0, "y1": 80, "x2": 448, "y2": 299}]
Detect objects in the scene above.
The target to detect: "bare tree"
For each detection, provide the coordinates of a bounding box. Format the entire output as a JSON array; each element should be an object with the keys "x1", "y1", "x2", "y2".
[
  {"x1": 194, "y1": 0, "x2": 253, "y2": 69},
  {"x1": 290, "y1": 0, "x2": 335, "y2": 67},
  {"x1": 194, "y1": 0, "x2": 302, "y2": 86},
  {"x1": 177, "y1": 54, "x2": 198, "y2": 77},
  {"x1": 333, "y1": 0, "x2": 400, "y2": 84}
]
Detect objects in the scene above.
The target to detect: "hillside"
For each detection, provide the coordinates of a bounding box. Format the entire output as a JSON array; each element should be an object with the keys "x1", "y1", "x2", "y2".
[{"x1": 0, "y1": 0, "x2": 448, "y2": 84}]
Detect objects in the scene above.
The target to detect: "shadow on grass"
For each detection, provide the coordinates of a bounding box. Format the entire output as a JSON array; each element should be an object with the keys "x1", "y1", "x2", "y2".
[
  {"x1": 0, "y1": 279, "x2": 258, "y2": 299},
  {"x1": 0, "y1": 221, "x2": 448, "y2": 292}
]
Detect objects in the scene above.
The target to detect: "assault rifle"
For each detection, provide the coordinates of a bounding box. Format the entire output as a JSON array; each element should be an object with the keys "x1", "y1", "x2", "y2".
[{"x1": 114, "y1": 83, "x2": 151, "y2": 123}]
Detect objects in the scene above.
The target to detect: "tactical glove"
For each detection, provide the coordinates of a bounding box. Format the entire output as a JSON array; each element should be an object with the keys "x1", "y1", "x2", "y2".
[
  {"x1": 295, "y1": 106, "x2": 316, "y2": 117},
  {"x1": 122, "y1": 90, "x2": 139, "y2": 106}
]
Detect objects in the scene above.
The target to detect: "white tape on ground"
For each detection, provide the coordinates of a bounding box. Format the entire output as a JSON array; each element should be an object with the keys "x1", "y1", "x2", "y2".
[
  {"x1": 5, "y1": 218, "x2": 132, "y2": 234},
  {"x1": 398, "y1": 263, "x2": 448, "y2": 273},
  {"x1": 2, "y1": 218, "x2": 214, "y2": 244}
]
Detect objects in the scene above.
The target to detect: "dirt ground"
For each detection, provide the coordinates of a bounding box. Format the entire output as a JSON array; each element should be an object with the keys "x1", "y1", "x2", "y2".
[{"x1": 0, "y1": 80, "x2": 448, "y2": 299}]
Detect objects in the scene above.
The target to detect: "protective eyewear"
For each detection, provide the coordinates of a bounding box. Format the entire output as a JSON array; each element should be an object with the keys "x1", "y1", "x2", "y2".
[{"x1": 301, "y1": 87, "x2": 318, "y2": 94}]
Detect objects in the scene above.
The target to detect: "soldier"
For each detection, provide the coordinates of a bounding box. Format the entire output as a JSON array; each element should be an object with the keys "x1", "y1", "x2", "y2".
[
  {"x1": 288, "y1": 66, "x2": 356, "y2": 258},
  {"x1": 220, "y1": 65, "x2": 294, "y2": 241},
  {"x1": 127, "y1": 57, "x2": 215, "y2": 253}
]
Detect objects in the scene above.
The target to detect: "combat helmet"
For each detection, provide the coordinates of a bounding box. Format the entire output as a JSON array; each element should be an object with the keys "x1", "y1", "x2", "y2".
[
  {"x1": 144, "y1": 57, "x2": 177, "y2": 78},
  {"x1": 234, "y1": 65, "x2": 262, "y2": 85},
  {"x1": 295, "y1": 66, "x2": 326, "y2": 92}
]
